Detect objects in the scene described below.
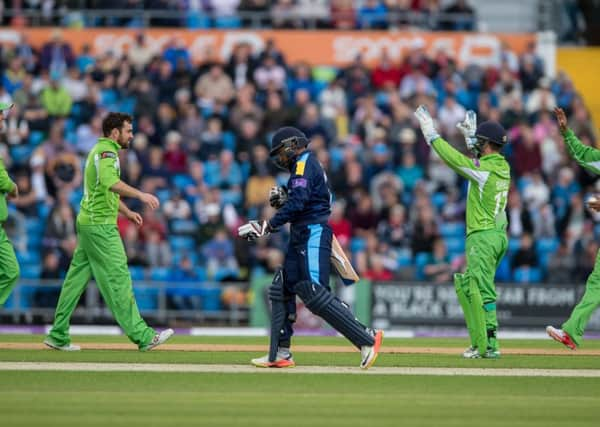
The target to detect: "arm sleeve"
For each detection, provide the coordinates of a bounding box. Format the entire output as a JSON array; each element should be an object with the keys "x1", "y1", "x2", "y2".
[
  {"x1": 0, "y1": 158, "x2": 16, "y2": 193},
  {"x1": 563, "y1": 129, "x2": 600, "y2": 174},
  {"x1": 98, "y1": 155, "x2": 120, "y2": 189},
  {"x1": 430, "y1": 136, "x2": 480, "y2": 181},
  {"x1": 269, "y1": 164, "x2": 311, "y2": 230}
]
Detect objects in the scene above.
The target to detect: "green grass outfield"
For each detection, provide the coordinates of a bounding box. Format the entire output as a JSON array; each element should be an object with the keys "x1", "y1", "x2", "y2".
[{"x1": 1, "y1": 334, "x2": 600, "y2": 427}]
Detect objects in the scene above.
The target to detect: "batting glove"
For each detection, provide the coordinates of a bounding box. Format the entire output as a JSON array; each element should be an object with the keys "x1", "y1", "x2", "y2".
[
  {"x1": 238, "y1": 220, "x2": 272, "y2": 241},
  {"x1": 414, "y1": 105, "x2": 440, "y2": 145},
  {"x1": 269, "y1": 186, "x2": 288, "y2": 209},
  {"x1": 456, "y1": 110, "x2": 478, "y2": 153}
]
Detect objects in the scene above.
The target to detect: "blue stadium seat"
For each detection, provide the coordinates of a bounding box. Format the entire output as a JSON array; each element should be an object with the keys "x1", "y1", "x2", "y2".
[
  {"x1": 536, "y1": 237, "x2": 559, "y2": 254},
  {"x1": 495, "y1": 257, "x2": 511, "y2": 282},
  {"x1": 172, "y1": 251, "x2": 198, "y2": 267},
  {"x1": 171, "y1": 219, "x2": 199, "y2": 235},
  {"x1": 20, "y1": 264, "x2": 41, "y2": 279},
  {"x1": 186, "y1": 12, "x2": 211, "y2": 29},
  {"x1": 444, "y1": 237, "x2": 465, "y2": 255},
  {"x1": 223, "y1": 132, "x2": 236, "y2": 151},
  {"x1": 350, "y1": 238, "x2": 366, "y2": 253},
  {"x1": 214, "y1": 16, "x2": 241, "y2": 28},
  {"x1": 27, "y1": 233, "x2": 42, "y2": 251},
  {"x1": 508, "y1": 238, "x2": 521, "y2": 253},
  {"x1": 25, "y1": 218, "x2": 43, "y2": 235},
  {"x1": 38, "y1": 202, "x2": 51, "y2": 220},
  {"x1": 172, "y1": 174, "x2": 195, "y2": 189},
  {"x1": 28, "y1": 131, "x2": 45, "y2": 146},
  {"x1": 195, "y1": 267, "x2": 207, "y2": 281},
  {"x1": 133, "y1": 286, "x2": 158, "y2": 310},
  {"x1": 200, "y1": 286, "x2": 222, "y2": 311},
  {"x1": 150, "y1": 267, "x2": 171, "y2": 281},
  {"x1": 130, "y1": 266, "x2": 146, "y2": 281},
  {"x1": 214, "y1": 267, "x2": 238, "y2": 281},
  {"x1": 169, "y1": 236, "x2": 195, "y2": 251},
  {"x1": 16, "y1": 251, "x2": 41, "y2": 265},
  {"x1": 431, "y1": 192, "x2": 447, "y2": 211},
  {"x1": 396, "y1": 250, "x2": 412, "y2": 267},
  {"x1": 10, "y1": 145, "x2": 34, "y2": 165},
  {"x1": 513, "y1": 267, "x2": 542, "y2": 284},
  {"x1": 414, "y1": 252, "x2": 430, "y2": 280},
  {"x1": 439, "y1": 222, "x2": 465, "y2": 238},
  {"x1": 156, "y1": 189, "x2": 172, "y2": 204}
]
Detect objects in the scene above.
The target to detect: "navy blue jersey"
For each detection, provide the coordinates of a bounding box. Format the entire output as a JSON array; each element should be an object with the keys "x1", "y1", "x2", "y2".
[{"x1": 269, "y1": 151, "x2": 331, "y2": 229}]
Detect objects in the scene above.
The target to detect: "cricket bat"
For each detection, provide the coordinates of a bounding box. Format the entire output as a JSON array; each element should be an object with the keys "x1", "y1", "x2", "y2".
[{"x1": 331, "y1": 235, "x2": 360, "y2": 285}]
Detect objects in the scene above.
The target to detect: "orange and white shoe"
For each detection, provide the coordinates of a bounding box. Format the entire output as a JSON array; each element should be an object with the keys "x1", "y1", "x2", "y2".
[
  {"x1": 251, "y1": 350, "x2": 295, "y2": 368},
  {"x1": 546, "y1": 326, "x2": 577, "y2": 350},
  {"x1": 360, "y1": 330, "x2": 384, "y2": 370}
]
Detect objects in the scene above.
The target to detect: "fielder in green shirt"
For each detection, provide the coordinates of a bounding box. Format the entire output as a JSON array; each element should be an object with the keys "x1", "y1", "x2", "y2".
[
  {"x1": 415, "y1": 105, "x2": 510, "y2": 358},
  {"x1": 45, "y1": 112, "x2": 173, "y2": 351},
  {"x1": 547, "y1": 107, "x2": 600, "y2": 350},
  {"x1": 0, "y1": 102, "x2": 20, "y2": 307}
]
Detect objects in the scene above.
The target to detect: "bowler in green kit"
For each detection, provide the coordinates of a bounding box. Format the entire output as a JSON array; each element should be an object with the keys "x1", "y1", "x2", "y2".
[
  {"x1": 45, "y1": 112, "x2": 173, "y2": 351},
  {"x1": 0, "y1": 102, "x2": 20, "y2": 307},
  {"x1": 547, "y1": 107, "x2": 600, "y2": 350},
  {"x1": 415, "y1": 106, "x2": 510, "y2": 358}
]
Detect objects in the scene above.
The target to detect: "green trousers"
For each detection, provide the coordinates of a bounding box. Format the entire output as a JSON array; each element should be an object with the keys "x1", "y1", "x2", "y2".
[
  {"x1": 0, "y1": 226, "x2": 19, "y2": 306},
  {"x1": 47, "y1": 224, "x2": 155, "y2": 348},
  {"x1": 562, "y1": 250, "x2": 600, "y2": 346},
  {"x1": 454, "y1": 229, "x2": 507, "y2": 355}
]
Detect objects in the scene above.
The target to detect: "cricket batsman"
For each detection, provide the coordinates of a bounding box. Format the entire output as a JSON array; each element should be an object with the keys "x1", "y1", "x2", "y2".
[
  {"x1": 44, "y1": 112, "x2": 173, "y2": 351},
  {"x1": 415, "y1": 106, "x2": 510, "y2": 358},
  {"x1": 547, "y1": 107, "x2": 600, "y2": 349},
  {"x1": 0, "y1": 102, "x2": 19, "y2": 307},
  {"x1": 238, "y1": 127, "x2": 383, "y2": 369}
]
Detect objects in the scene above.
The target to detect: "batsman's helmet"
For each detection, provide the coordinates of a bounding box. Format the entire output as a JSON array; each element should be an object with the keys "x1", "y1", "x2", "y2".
[
  {"x1": 475, "y1": 121, "x2": 508, "y2": 147},
  {"x1": 270, "y1": 127, "x2": 309, "y2": 170}
]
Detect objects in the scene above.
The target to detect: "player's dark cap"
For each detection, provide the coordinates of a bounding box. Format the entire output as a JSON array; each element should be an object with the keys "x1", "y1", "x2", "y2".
[{"x1": 476, "y1": 121, "x2": 508, "y2": 146}]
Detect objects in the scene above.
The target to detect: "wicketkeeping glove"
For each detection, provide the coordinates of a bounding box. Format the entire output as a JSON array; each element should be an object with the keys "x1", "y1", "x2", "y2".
[
  {"x1": 269, "y1": 186, "x2": 288, "y2": 209},
  {"x1": 237, "y1": 220, "x2": 272, "y2": 241},
  {"x1": 456, "y1": 110, "x2": 478, "y2": 154},
  {"x1": 414, "y1": 105, "x2": 440, "y2": 145}
]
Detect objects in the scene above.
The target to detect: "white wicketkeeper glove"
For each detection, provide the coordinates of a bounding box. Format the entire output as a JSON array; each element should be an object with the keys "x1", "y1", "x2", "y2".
[
  {"x1": 414, "y1": 105, "x2": 440, "y2": 145},
  {"x1": 237, "y1": 220, "x2": 272, "y2": 241},
  {"x1": 269, "y1": 186, "x2": 288, "y2": 209},
  {"x1": 456, "y1": 110, "x2": 478, "y2": 154}
]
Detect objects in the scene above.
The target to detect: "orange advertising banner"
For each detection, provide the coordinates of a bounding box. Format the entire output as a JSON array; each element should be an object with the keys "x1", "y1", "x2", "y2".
[{"x1": 10, "y1": 28, "x2": 535, "y2": 67}]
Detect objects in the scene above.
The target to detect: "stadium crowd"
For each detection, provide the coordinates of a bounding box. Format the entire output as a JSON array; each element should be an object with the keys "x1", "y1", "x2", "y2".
[
  {"x1": 0, "y1": 29, "x2": 598, "y2": 293},
  {"x1": 7, "y1": 0, "x2": 477, "y2": 31}
]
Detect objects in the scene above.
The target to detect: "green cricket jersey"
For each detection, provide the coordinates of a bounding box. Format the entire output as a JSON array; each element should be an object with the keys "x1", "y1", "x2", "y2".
[
  {"x1": 431, "y1": 137, "x2": 511, "y2": 236},
  {"x1": 562, "y1": 128, "x2": 600, "y2": 174},
  {"x1": 78, "y1": 137, "x2": 122, "y2": 225},
  {"x1": 0, "y1": 156, "x2": 16, "y2": 223}
]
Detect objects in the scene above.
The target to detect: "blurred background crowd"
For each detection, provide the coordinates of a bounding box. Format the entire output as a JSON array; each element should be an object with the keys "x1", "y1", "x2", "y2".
[{"x1": 0, "y1": 21, "x2": 598, "y2": 294}]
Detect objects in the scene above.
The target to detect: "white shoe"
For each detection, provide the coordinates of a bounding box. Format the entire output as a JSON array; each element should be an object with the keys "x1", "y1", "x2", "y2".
[
  {"x1": 462, "y1": 346, "x2": 479, "y2": 358},
  {"x1": 251, "y1": 349, "x2": 295, "y2": 368},
  {"x1": 44, "y1": 339, "x2": 81, "y2": 352},
  {"x1": 140, "y1": 328, "x2": 174, "y2": 351},
  {"x1": 360, "y1": 330, "x2": 384, "y2": 369}
]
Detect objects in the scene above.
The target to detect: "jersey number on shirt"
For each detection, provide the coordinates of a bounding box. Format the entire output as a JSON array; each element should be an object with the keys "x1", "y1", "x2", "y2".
[{"x1": 494, "y1": 191, "x2": 508, "y2": 218}]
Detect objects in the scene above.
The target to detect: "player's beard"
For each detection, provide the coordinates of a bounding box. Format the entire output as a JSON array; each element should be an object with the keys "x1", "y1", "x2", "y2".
[{"x1": 118, "y1": 133, "x2": 131, "y2": 149}]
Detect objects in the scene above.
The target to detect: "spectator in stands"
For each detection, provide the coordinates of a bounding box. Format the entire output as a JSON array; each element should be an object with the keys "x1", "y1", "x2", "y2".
[
  {"x1": 411, "y1": 204, "x2": 439, "y2": 255},
  {"x1": 372, "y1": 50, "x2": 402, "y2": 90},
  {"x1": 208, "y1": 150, "x2": 243, "y2": 206},
  {"x1": 526, "y1": 77, "x2": 556, "y2": 116},
  {"x1": 253, "y1": 53, "x2": 287, "y2": 91},
  {"x1": 229, "y1": 84, "x2": 264, "y2": 134},
  {"x1": 574, "y1": 239, "x2": 599, "y2": 283},
  {"x1": 4, "y1": 104, "x2": 29, "y2": 146},
  {"x1": 202, "y1": 228, "x2": 239, "y2": 280},
  {"x1": 506, "y1": 190, "x2": 533, "y2": 238},
  {"x1": 41, "y1": 251, "x2": 62, "y2": 279},
  {"x1": 140, "y1": 207, "x2": 172, "y2": 267},
  {"x1": 348, "y1": 191, "x2": 378, "y2": 238},
  {"x1": 377, "y1": 203, "x2": 410, "y2": 251},
  {"x1": 546, "y1": 240, "x2": 576, "y2": 283},
  {"x1": 364, "y1": 254, "x2": 394, "y2": 281},
  {"x1": 396, "y1": 150, "x2": 423, "y2": 192},
  {"x1": 141, "y1": 146, "x2": 169, "y2": 192},
  {"x1": 3, "y1": 58, "x2": 26, "y2": 95},
  {"x1": 424, "y1": 238, "x2": 453, "y2": 283},
  {"x1": 75, "y1": 113, "x2": 102, "y2": 155},
  {"x1": 438, "y1": 95, "x2": 466, "y2": 136},
  {"x1": 440, "y1": 0, "x2": 475, "y2": 31},
  {"x1": 12, "y1": 173, "x2": 38, "y2": 217},
  {"x1": 512, "y1": 126, "x2": 542, "y2": 177},
  {"x1": 198, "y1": 115, "x2": 225, "y2": 161},
  {"x1": 226, "y1": 42, "x2": 256, "y2": 89},
  {"x1": 163, "y1": 130, "x2": 188, "y2": 174},
  {"x1": 511, "y1": 233, "x2": 539, "y2": 270},
  {"x1": 42, "y1": 193, "x2": 77, "y2": 271},
  {"x1": 357, "y1": 0, "x2": 388, "y2": 29},
  {"x1": 522, "y1": 171, "x2": 550, "y2": 210},
  {"x1": 163, "y1": 189, "x2": 192, "y2": 221},
  {"x1": 330, "y1": 0, "x2": 356, "y2": 29},
  {"x1": 40, "y1": 29, "x2": 74, "y2": 74},
  {"x1": 195, "y1": 64, "x2": 235, "y2": 110},
  {"x1": 244, "y1": 144, "x2": 277, "y2": 211},
  {"x1": 40, "y1": 70, "x2": 72, "y2": 118}
]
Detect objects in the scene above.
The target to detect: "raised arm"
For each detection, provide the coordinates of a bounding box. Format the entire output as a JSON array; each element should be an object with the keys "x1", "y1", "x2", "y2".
[{"x1": 555, "y1": 107, "x2": 600, "y2": 174}]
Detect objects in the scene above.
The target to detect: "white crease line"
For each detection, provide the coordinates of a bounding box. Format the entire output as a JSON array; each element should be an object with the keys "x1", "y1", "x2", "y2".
[{"x1": 1, "y1": 362, "x2": 600, "y2": 377}]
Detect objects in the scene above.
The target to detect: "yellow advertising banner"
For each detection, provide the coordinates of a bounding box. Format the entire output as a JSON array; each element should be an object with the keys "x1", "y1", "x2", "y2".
[{"x1": 10, "y1": 28, "x2": 536, "y2": 67}]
